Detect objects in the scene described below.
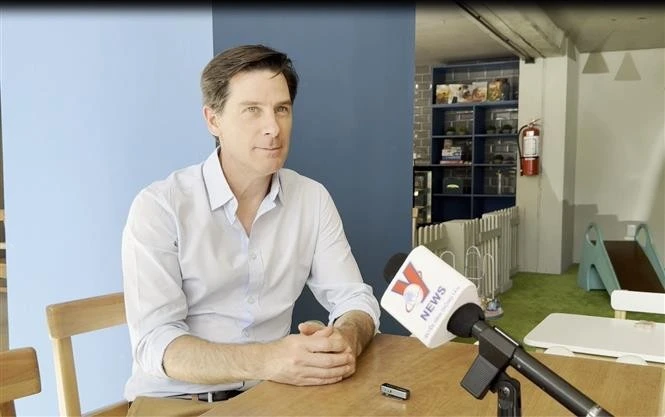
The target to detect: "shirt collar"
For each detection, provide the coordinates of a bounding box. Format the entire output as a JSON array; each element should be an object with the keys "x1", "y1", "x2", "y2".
[
  {"x1": 202, "y1": 148, "x2": 285, "y2": 211},
  {"x1": 269, "y1": 170, "x2": 285, "y2": 206},
  {"x1": 202, "y1": 148, "x2": 233, "y2": 211}
]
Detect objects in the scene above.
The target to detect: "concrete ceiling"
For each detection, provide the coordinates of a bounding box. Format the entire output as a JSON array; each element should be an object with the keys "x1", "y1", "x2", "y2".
[
  {"x1": 540, "y1": 5, "x2": 665, "y2": 53},
  {"x1": 415, "y1": 5, "x2": 515, "y2": 65},
  {"x1": 415, "y1": 4, "x2": 665, "y2": 65}
]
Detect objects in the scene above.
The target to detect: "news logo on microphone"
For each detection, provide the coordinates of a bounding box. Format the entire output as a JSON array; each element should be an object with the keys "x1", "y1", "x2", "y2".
[
  {"x1": 381, "y1": 246, "x2": 481, "y2": 348},
  {"x1": 389, "y1": 262, "x2": 431, "y2": 312}
]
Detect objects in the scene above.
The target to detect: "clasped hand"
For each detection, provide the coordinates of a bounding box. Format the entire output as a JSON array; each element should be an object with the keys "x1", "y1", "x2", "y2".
[{"x1": 264, "y1": 321, "x2": 356, "y2": 386}]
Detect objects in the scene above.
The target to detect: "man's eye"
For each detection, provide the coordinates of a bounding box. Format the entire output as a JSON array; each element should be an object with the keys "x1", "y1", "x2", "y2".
[
  {"x1": 247, "y1": 106, "x2": 259, "y2": 112},
  {"x1": 277, "y1": 106, "x2": 290, "y2": 113}
]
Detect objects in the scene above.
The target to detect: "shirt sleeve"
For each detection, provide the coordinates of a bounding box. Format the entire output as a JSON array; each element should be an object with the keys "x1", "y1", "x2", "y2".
[
  {"x1": 306, "y1": 184, "x2": 381, "y2": 331},
  {"x1": 122, "y1": 187, "x2": 190, "y2": 379}
]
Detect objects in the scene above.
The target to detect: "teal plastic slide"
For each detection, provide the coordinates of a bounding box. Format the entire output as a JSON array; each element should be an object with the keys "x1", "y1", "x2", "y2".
[{"x1": 578, "y1": 223, "x2": 665, "y2": 295}]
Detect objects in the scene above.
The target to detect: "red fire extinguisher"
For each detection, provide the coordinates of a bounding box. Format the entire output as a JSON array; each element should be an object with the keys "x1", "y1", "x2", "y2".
[{"x1": 517, "y1": 119, "x2": 541, "y2": 176}]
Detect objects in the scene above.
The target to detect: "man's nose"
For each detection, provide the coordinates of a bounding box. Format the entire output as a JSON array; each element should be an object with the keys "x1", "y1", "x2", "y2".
[{"x1": 263, "y1": 113, "x2": 280, "y2": 137}]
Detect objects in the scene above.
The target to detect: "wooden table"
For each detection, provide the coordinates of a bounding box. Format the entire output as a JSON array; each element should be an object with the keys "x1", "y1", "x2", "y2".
[
  {"x1": 201, "y1": 334, "x2": 664, "y2": 416},
  {"x1": 524, "y1": 313, "x2": 665, "y2": 364}
]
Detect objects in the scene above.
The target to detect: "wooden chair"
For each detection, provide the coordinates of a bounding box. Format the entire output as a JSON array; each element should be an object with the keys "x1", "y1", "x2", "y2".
[
  {"x1": 0, "y1": 347, "x2": 41, "y2": 417},
  {"x1": 46, "y1": 292, "x2": 129, "y2": 417}
]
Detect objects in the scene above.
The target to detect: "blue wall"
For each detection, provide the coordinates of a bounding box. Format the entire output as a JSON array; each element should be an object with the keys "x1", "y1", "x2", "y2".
[
  {"x1": 212, "y1": 7, "x2": 415, "y2": 335},
  {"x1": 0, "y1": 9, "x2": 213, "y2": 415}
]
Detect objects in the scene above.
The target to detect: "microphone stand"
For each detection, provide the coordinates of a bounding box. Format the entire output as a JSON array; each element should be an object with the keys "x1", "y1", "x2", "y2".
[
  {"x1": 459, "y1": 322, "x2": 613, "y2": 417},
  {"x1": 494, "y1": 372, "x2": 522, "y2": 416},
  {"x1": 460, "y1": 335, "x2": 522, "y2": 416}
]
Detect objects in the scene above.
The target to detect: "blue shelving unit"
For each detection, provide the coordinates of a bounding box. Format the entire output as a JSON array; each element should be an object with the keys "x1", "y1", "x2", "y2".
[{"x1": 414, "y1": 58, "x2": 520, "y2": 223}]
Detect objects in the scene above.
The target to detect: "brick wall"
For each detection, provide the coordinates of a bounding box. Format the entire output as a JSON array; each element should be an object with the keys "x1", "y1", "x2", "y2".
[{"x1": 413, "y1": 65, "x2": 432, "y2": 165}]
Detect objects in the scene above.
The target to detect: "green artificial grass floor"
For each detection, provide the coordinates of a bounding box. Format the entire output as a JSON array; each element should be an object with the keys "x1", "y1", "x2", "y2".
[{"x1": 454, "y1": 263, "x2": 664, "y2": 350}]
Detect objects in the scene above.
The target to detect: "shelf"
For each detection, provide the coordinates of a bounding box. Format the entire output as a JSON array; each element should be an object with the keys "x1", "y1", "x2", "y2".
[
  {"x1": 432, "y1": 135, "x2": 472, "y2": 139},
  {"x1": 432, "y1": 194, "x2": 515, "y2": 198},
  {"x1": 438, "y1": 163, "x2": 472, "y2": 167},
  {"x1": 433, "y1": 193, "x2": 472, "y2": 196},
  {"x1": 474, "y1": 194, "x2": 516, "y2": 198},
  {"x1": 414, "y1": 164, "x2": 443, "y2": 169},
  {"x1": 474, "y1": 133, "x2": 517, "y2": 138},
  {"x1": 414, "y1": 164, "x2": 516, "y2": 168},
  {"x1": 413, "y1": 164, "x2": 471, "y2": 168},
  {"x1": 432, "y1": 100, "x2": 518, "y2": 110}
]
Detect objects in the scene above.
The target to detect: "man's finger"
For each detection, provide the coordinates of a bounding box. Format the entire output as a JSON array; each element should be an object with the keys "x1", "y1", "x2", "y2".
[
  {"x1": 305, "y1": 333, "x2": 350, "y2": 353},
  {"x1": 297, "y1": 361, "x2": 352, "y2": 382},
  {"x1": 304, "y1": 351, "x2": 353, "y2": 370},
  {"x1": 298, "y1": 320, "x2": 327, "y2": 335}
]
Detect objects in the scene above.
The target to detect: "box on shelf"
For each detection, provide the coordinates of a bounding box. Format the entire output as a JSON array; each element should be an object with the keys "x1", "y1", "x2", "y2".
[
  {"x1": 435, "y1": 84, "x2": 452, "y2": 104},
  {"x1": 455, "y1": 84, "x2": 473, "y2": 103},
  {"x1": 441, "y1": 146, "x2": 462, "y2": 163},
  {"x1": 470, "y1": 81, "x2": 487, "y2": 102},
  {"x1": 487, "y1": 79, "x2": 502, "y2": 101},
  {"x1": 441, "y1": 138, "x2": 473, "y2": 165},
  {"x1": 487, "y1": 78, "x2": 512, "y2": 101},
  {"x1": 442, "y1": 82, "x2": 488, "y2": 103}
]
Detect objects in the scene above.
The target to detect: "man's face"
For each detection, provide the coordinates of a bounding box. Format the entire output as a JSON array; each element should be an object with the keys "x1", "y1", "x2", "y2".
[{"x1": 205, "y1": 69, "x2": 293, "y2": 179}]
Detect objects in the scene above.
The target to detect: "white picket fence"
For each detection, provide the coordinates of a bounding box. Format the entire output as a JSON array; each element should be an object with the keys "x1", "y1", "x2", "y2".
[{"x1": 414, "y1": 206, "x2": 519, "y2": 296}]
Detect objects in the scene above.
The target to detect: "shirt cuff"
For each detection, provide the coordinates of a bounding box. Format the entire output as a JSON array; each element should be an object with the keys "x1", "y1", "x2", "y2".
[
  {"x1": 135, "y1": 324, "x2": 190, "y2": 379},
  {"x1": 329, "y1": 294, "x2": 381, "y2": 335}
]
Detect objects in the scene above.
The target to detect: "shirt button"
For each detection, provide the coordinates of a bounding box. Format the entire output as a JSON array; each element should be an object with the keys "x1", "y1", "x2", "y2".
[
  {"x1": 250, "y1": 252, "x2": 257, "y2": 260},
  {"x1": 247, "y1": 296, "x2": 255, "y2": 304}
]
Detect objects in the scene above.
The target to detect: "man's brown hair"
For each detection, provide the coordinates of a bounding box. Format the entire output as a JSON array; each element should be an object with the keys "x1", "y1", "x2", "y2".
[{"x1": 201, "y1": 44, "x2": 299, "y2": 114}]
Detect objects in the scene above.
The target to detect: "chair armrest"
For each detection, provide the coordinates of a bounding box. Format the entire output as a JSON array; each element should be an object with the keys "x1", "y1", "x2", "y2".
[{"x1": 83, "y1": 400, "x2": 129, "y2": 417}]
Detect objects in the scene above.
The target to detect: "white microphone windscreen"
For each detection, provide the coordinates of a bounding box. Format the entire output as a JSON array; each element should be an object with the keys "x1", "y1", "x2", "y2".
[{"x1": 380, "y1": 245, "x2": 481, "y2": 348}]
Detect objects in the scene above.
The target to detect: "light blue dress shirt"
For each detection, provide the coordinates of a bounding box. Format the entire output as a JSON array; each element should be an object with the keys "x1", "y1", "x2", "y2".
[{"x1": 122, "y1": 149, "x2": 381, "y2": 400}]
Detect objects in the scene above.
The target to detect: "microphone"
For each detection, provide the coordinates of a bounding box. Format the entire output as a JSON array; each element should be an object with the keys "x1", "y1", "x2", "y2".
[
  {"x1": 383, "y1": 253, "x2": 408, "y2": 282},
  {"x1": 381, "y1": 247, "x2": 482, "y2": 348},
  {"x1": 380, "y1": 246, "x2": 613, "y2": 417}
]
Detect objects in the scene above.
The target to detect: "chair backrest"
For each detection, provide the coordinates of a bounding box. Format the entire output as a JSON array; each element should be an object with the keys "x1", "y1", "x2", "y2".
[
  {"x1": 46, "y1": 292, "x2": 128, "y2": 417},
  {"x1": 610, "y1": 289, "x2": 665, "y2": 319},
  {"x1": 0, "y1": 347, "x2": 41, "y2": 417}
]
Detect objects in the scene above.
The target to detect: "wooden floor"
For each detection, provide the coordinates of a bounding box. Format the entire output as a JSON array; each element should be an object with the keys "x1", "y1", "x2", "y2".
[{"x1": 605, "y1": 240, "x2": 664, "y2": 293}]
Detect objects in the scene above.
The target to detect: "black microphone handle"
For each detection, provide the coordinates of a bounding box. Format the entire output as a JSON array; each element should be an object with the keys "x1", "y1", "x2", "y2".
[
  {"x1": 510, "y1": 341, "x2": 613, "y2": 416},
  {"x1": 470, "y1": 320, "x2": 613, "y2": 416}
]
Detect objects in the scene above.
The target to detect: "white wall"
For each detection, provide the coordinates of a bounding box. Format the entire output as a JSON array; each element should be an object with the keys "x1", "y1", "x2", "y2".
[
  {"x1": 517, "y1": 47, "x2": 665, "y2": 273},
  {"x1": 1, "y1": 9, "x2": 213, "y2": 415},
  {"x1": 516, "y1": 45, "x2": 579, "y2": 274},
  {"x1": 573, "y1": 48, "x2": 665, "y2": 263}
]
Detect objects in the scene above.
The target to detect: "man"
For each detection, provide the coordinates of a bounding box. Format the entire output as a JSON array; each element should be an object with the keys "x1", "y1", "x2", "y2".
[{"x1": 122, "y1": 44, "x2": 381, "y2": 411}]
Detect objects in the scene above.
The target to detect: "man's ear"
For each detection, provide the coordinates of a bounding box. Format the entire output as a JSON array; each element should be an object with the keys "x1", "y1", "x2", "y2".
[{"x1": 203, "y1": 105, "x2": 222, "y2": 137}]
